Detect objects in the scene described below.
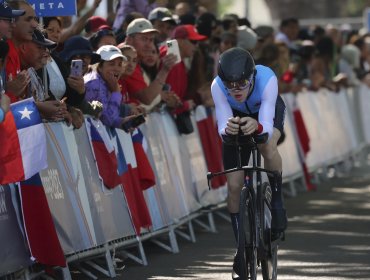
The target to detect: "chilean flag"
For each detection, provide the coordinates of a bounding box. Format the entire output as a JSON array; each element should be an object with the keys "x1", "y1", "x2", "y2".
[
  {"x1": 19, "y1": 174, "x2": 66, "y2": 267},
  {"x1": 112, "y1": 129, "x2": 152, "y2": 235},
  {"x1": 86, "y1": 118, "x2": 120, "y2": 189},
  {"x1": 0, "y1": 98, "x2": 47, "y2": 184},
  {"x1": 131, "y1": 129, "x2": 155, "y2": 190},
  {"x1": 195, "y1": 107, "x2": 227, "y2": 189}
]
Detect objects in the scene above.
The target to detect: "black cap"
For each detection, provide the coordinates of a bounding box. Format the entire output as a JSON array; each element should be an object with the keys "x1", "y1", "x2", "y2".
[
  {"x1": 59, "y1": 35, "x2": 101, "y2": 64},
  {"x1": 0, "y1": 1, "x2": 25, "y2": 18},
  {"x1": 32, "y1": 29, "x2": 57, "y2": 48}
]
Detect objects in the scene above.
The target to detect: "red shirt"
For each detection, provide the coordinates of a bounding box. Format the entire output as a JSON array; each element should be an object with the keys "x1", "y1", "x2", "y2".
[
  {"x1": 122, "y1": 64, "x2": 147, "y2": 104},
  {"x1": 5, "y1": 39, "x2": 21, "y2": 103},
  {"x1": 160, "y1": 46, "x2": 189, "y2": 114}
]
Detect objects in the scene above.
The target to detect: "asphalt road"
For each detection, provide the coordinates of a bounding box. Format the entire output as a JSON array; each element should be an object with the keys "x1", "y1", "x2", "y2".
[{"x1": 73, "y1": 162, "x2": 370, "y2": 280}]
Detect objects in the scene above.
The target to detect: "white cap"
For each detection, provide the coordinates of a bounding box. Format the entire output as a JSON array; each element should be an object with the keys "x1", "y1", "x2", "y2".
[
  {"x1": 96, "y1": 45, "x2": 126, "y2": 61},
  {"x1": 126, "y1": 18, "x2": 158, "y2": 36},
  {"x1": 237, "y1": 25, "x2": 257, "y2": 51}
]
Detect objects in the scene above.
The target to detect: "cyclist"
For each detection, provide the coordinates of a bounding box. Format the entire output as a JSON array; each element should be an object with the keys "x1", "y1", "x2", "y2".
[{"x1": 211, "y1": 47, "x2": 287, "y2": 277}]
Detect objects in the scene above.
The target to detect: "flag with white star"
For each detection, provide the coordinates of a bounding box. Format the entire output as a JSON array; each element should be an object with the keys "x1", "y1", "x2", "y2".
[{"x1": 0, "y1": 97, "x2": 47, "y2": 184}]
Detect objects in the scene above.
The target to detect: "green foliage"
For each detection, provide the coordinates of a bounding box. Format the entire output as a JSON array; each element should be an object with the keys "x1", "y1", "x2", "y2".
[{"x1": 345, "y1": 0, "x2": 369, "y2": 17}]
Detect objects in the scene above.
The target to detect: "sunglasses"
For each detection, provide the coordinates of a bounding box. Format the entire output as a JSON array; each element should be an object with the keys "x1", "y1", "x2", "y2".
[
  {"x1": 224, "y1": 74, "x2": 254, "y2": 92},
  {"x1": 0, "y1": 17, "x2": 15, "y2": 23}
]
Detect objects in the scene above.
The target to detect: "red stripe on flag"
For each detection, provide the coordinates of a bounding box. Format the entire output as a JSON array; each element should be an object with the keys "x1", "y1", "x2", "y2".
[
  {"x1": 121, "y1": 165, "x2": 152, "y2": 234},
  {"x1": 92, "y1": 141, "x2": 120, "y2": 189},
  {"x1": 197, "y1": 116, "x2": 227, "y2": 189},
  {"x1": 132, "y1": 142, "x2": 155, "y2": 190},
  {"x1": 0, "y1": 112, "x2": 24, "y2": 184},
  {"x1": 20, "y1": 174, "x2": 66, "y2": 267}
]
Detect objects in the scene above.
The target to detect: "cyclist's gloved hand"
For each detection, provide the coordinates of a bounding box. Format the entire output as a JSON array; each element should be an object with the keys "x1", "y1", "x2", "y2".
[
  {"x1": 240, "y1": 117, "x2": 258, "y2": 135},
  {"x1": 226, "y1": 116, "x2": 240, "y2": 135}
]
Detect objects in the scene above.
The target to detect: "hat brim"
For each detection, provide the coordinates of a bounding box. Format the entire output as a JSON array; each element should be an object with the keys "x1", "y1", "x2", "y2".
[
  {"x1": 12, "y1": 9, "x2": 25, "y2": 17},
  {"x1": 33, "y1": 39, "x2": 57, "y2": 49},
  {"x1": 60, "y1": 49, "x2": 101, "y2": 64},
  {"x1": 188, "y1": 33, "x2": 207, "y2": 41},
  {"x1": 161, "y1": 17, "x2": 177, "y2": 25},
  {"x1": 102, "y1": 54, "x2": 127, "y2": 61},
  {"x1": 135, "y1": 28, "x2": 159, "y2": 34}
]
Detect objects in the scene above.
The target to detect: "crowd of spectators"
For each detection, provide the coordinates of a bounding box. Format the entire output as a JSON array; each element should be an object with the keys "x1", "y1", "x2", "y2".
[{"x1": 1, "y1": 0, "x2": 370, "y2": 167}]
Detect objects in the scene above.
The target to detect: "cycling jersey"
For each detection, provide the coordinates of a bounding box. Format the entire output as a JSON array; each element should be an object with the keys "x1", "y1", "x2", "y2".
[{"x1": 211, "y1": 65, "x2": 278, "y2": 139}]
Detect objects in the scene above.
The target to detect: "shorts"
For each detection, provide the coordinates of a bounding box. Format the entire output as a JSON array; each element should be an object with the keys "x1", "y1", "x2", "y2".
[{"x1": 222, "y1": 95, "x2": 286, "y2": 170}]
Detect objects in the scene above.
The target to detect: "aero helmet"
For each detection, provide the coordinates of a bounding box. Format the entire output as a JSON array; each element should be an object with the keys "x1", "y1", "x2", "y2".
[{"x1": 218, "y1": 47, "x2": 256, "y2": 83}]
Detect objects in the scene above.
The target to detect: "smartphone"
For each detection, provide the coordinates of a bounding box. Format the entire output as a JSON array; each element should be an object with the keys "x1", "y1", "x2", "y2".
[
  {"x1": 70, "y1": 59, "x2": 83, "y2": 77},
  {"x1": 130, "y1": 114, "x2": 146, "y2": 128},
  {"x1": 166, "y1": 39, "x2": 181, "y2": 64}
]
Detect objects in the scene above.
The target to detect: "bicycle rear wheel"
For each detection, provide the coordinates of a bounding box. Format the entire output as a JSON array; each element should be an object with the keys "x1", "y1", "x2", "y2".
[
  {"x1": 239, "y1": 187, "x2": 257, "y2": 280},
  {"x1": 261, "y1": 183, "x2": 278, "y2": 280}
]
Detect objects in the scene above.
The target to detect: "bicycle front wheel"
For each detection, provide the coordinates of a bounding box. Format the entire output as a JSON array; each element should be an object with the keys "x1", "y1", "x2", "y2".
[
  {"x1": 261, "y1": 244, "x2": 278, "y2": 280},
  {"x1": 240, "y1": 187, "x2": 257, "y2": 280}
]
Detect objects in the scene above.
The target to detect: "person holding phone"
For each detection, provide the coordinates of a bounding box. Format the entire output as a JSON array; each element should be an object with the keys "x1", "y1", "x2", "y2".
[
  {"x1": 84, "y1": 45, "x2": 139, "y2": 129},
  {"x1": 160, "y1": 24, "x2": 207, "y2": 116}
]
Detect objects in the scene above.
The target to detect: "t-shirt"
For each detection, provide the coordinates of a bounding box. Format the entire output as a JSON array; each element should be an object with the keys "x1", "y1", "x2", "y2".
[
  {"x1": 5, "y1": 39, "x2": 21, "y2": 103},
  {"x1": 122, "y1": 64, "x2": 147, "y2": 104}
]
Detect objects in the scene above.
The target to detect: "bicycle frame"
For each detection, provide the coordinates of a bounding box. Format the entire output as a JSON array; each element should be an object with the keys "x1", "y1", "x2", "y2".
[{"x1": 206, "y1": 134, "x2": 279, "y2": 280}]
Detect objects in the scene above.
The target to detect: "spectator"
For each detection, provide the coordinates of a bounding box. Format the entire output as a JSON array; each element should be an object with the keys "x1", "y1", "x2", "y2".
[
  {"x1": 43, "y1": 17, "x2": 62, "y2": 45},
  {"x1": 174, "y1": 2, "x2": 191, "y2": 18},
  {"x1": 89, "y1": 28, "x2": 117, "y2": 51},
  {"x1": 115, "y1": 12, "x2": 144, "y2": 44},
  {"x1": 18, "y1": 29, "x2": 70, "y2": 123},
  {"x1": 237, "y1": 25, "x2": 258, "y2": 52},
  {"x1": 59, "y1": 35, "x2": 101, "y2": 77},
  {"x1": 0, "y1": 39, "x2": 10, "y2": 123},
  {"x1": 275, "y1": 17, "x2": 300, "y2": 50},
  {"x1": 6, "y1": 0, "x2": 38, "y2": 102},
  {"x1": 339, "y1": 44, "x2": 361, "y2": 86},
  {"x1": 113, "y1": 0, "x2": 167, "y2": 32},
  {"x1": 84, "y1": 45, "x2": 136, "y2": 128},
  {"x1": 222, "y1": 14, "x2": 239, "y2": 35},
  {"x1": 148, "y1": 7, "x2": 177, "y2": 44},
  {"x1": 219, "y1": 32, "x2": 237, "y2": 54},
  {"x1": 253, "y1": 25, "x2": 275, "y2": 60},
  {"x1": 161, "y1": 24, "x2": 207, "y2": 115},
  {"x1": 0, "y1": 1, "x2": 24, "y2": 39},
  {"x1": 118, "y1": 44, "x2": 137, "y2": 103},
  {"x1": 123, "y1": 18, "x2": 180, "y2": 108},
  {"x1": 84, "y1": 15, "x2": 109, "y2": 37},
  {"x1": 59, "y1": 35, "x2": 102, "y2": 119}
]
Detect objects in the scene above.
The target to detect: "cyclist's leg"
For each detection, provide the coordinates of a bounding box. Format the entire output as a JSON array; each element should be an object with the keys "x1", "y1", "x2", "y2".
[
  {"x1": 223, "y1": 141, "x2": 251, "y2": 243},
  {"x1": 258, "y1": 128, "x2": 287, "y2": 234},
  {"x1": 260, "y1": 95, "x2": 287, "y2": 236},
  {"x1": 226, "y1": 170, "x2": 245, "y2": 242}
]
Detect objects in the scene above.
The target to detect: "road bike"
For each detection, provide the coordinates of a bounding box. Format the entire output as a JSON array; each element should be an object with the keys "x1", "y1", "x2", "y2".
[{"x1": 207, "y1": 133, "x2": 282, "y2": 280}]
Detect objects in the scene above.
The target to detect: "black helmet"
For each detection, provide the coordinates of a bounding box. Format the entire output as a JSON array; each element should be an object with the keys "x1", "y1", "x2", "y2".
[{"x1": 218, "y1": 47, "x2": 255, "y2": 82}]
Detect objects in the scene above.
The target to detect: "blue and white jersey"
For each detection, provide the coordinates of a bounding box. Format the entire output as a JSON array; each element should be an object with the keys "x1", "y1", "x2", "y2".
[{"x1": 211, "y1": 65, "x2": 278, "y2": 139}]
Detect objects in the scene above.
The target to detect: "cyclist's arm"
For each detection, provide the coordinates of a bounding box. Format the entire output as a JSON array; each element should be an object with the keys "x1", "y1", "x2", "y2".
[
  {"x1": 211, "y1": 79, "x2": 233, "y2": 135},
  {"x1": 258, "y1": 75, "x2": 278, "y2": 140}
]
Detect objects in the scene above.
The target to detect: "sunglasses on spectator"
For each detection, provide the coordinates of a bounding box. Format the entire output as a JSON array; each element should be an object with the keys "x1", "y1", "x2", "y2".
[
  {"x1": 0, "y1": 17, "x2": 15, "y2": 23},
  {"x1": 224, "y1": 75, "x2": 254, "y2": 92}
]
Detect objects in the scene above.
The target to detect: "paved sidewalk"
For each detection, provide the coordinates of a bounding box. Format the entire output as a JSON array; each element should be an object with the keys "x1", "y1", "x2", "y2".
[{"x1": 83, "y1": 163, "x2": 370, "y2": 280}]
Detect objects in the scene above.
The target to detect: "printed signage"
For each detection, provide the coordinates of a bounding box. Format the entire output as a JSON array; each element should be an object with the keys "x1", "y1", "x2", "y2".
[
  {"x1": 364, "y1": 7, "x2": 370, "y2": 32},
  {"x1": 28, "y1": 0, "x2": 77, "y2": 17}
]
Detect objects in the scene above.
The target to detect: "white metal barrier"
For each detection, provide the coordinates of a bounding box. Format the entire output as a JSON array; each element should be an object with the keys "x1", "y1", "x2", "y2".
[{"x1": 1, "y1": 83, "x2": 370, "y2": 279}]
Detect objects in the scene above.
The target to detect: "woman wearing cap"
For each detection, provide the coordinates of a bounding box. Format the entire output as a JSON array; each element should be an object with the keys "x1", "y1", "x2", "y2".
[{"x1": 84, "y1": 45, "x2": 137, "y2": 129}]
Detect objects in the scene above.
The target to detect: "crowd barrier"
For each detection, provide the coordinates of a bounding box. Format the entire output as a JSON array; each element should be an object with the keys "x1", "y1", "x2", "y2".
[{"x1": 1, "y1": 83, "x2": 369, "y2": 279}]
